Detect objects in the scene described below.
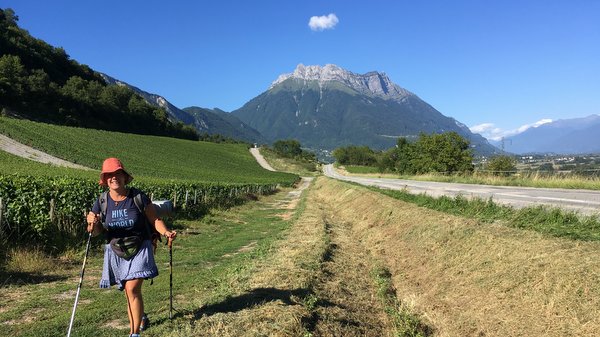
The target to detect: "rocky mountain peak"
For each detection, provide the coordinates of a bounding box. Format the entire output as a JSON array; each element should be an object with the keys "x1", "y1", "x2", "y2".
[{"x1": 270, "y1": 63, "x2": 413, "y2": 102}]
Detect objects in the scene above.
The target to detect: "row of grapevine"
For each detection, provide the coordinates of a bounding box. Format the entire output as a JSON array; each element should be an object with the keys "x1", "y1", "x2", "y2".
[{"x1": 0, "y1": 173, "x2": 284, "y2": 251}]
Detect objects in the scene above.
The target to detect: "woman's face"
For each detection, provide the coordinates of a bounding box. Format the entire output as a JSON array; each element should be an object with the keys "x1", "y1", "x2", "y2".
[{"x1": 106, "y1": 170, "x2": 127, "y2": 190}]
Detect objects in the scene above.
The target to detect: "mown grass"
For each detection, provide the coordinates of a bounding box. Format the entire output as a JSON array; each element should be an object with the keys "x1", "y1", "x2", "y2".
[
  {"x1": 371, "y1": 266, "x2": 431, "y2": 337},
  {"x1": 0, "y1": 117, "x2": 296, "y2": 184},
  {"x1": 361, "y1": 184, "x2": 600, "y2": 242},
  {"x1": 0, "y1": 186, "x2": 298, "y2": 336}
]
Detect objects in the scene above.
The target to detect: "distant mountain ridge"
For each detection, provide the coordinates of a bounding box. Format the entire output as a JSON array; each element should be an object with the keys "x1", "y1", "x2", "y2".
[
  {"x1": 99, "y1": 74, "x2": 264, "y2": 143},
  {"x1": 183, "y1": 106, "x2": 265, "y2": 143},
  {"x1": 502, "y1": 115, "x2": 600, "y2": 154},
  {"x1": 233, "y1": 64, "x2": 498, "y2": 155}
]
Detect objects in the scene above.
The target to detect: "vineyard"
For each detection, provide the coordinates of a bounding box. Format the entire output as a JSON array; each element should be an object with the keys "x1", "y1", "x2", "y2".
[
  {"x1": 0, "y1": 118, "x2": 298, "y2": 251},
  {"x1": 0, "y1": 117, "x2": 295, "y2": 183}
]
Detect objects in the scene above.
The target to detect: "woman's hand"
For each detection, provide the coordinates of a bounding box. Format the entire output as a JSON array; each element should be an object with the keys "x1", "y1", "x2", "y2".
[
  {"x1": 163, "y1": 230, "x2": 177, "y2": 241},
  {"x1": 86, "y1": 212, "x2": 101, "y2": 236}
]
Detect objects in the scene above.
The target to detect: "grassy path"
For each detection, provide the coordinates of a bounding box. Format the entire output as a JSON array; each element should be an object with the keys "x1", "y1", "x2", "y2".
[
  {"x1": 0, "y1": 181, "x2": 308, "y2": 336},
  {"x1": 184, "y1": 177, "x2": 399, "y2": 336}
]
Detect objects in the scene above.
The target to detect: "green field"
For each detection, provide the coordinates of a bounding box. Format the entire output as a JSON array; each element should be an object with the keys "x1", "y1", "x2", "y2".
[{"x1": 0, "y1": 117, "x2": 296, "y2": 185}]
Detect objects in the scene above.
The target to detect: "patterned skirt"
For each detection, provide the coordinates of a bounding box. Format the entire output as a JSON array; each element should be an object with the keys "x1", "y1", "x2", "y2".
[{"x1": 100, "y1": 239, "x2": 159, "y2": 290}]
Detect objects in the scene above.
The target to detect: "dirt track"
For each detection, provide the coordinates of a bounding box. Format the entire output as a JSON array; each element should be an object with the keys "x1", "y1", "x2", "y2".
[
  {"x1": 0, "y1": 134, "x2": 91, "y2": 170},
  {"x1": 249, "y1": 147, "x2": 276, "y2": 171}
]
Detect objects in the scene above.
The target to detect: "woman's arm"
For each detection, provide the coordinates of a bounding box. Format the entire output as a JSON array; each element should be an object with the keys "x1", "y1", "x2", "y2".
[{"x1": 145, "y1": 204, "x2": 177, "y2": 240}]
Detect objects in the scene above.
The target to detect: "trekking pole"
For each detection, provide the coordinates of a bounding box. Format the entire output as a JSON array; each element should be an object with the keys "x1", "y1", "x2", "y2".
[
  {"x1": 67, "y1": 232, "x2": 92, "y2": 337},
  {"x1": 168, "y1": 237, "x2": 173, "y2": 320}
]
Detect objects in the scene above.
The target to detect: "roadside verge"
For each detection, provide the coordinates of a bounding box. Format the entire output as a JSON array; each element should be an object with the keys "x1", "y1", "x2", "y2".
[{"x1": 316, "y1": 178, "x2": 600, "y2": 336}]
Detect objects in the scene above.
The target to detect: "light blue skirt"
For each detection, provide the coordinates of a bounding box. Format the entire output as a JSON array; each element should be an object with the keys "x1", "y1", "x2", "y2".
[{"x1": 100, "y1": 239, "x2": 159, "y2": 290}]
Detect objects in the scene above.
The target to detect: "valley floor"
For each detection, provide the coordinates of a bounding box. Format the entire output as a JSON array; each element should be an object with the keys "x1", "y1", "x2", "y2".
[{"x1": 3, "y1": 177, "x2": 600, "y2": 336}]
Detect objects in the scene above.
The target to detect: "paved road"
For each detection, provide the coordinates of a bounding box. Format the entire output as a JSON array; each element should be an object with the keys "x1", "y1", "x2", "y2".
[{"x1": 323, "y1": 164, "x2": 600, "y2": 216}]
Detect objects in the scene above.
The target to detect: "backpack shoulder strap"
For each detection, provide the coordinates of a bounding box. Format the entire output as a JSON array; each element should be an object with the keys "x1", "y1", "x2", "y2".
[
  {"x1": 130, "y1": 188, "x2": 156, "y2": 240},
  {"x1": 131, "y1": 187, "x2": 145, "y2": 213},
  {"x1": 99, "y1": 191, "x2": 108, "y2": 228}
]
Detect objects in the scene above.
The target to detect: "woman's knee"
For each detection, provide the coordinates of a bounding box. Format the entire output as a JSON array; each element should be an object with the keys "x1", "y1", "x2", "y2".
[{"x1": 124, "y1": 279, "x2": 143, "y2": 296}]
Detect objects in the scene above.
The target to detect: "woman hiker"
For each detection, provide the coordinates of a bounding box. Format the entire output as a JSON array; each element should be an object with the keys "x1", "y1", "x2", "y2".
[{"x1": 87, "y1": 157, "x2": 176, "y2": 337}]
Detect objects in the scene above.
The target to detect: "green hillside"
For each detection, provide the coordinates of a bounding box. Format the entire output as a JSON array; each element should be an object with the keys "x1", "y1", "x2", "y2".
[
  {"x1": 0, "y1": 117, "x2": 296, "y2": 184},
  {"x1": 0, "y1": 8, "x2": 197, "y2": 140}
]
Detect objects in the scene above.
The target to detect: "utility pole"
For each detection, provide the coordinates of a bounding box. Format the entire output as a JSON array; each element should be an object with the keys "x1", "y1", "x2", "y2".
[{"x1": 500, "y1": 137, "x2": 512, "y2": 153}]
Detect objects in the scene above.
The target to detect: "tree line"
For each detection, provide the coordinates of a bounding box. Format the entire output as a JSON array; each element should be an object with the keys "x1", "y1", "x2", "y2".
[
  {"x1": 0, "y1": 8, "x2": 198, "y2": 140},
  {"x1": 333, "y1": 132, "x2": 475, "y2": 174},
  {"x1": 332, "y1": 132, "x2": 523, "y2": 175},
  {"x1": 271, "y1": 139, "x2": 317, "y2": 162}
]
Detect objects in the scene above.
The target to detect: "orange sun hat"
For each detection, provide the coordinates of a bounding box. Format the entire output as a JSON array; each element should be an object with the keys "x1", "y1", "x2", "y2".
[{"x1": 99, "y1": 157, "x2": 134, "y2": 186}]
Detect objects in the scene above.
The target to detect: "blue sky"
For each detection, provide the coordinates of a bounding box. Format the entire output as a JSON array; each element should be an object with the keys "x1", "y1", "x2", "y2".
[{"x1": 3, "y1": 0, "x2": 599, "y2": 140}]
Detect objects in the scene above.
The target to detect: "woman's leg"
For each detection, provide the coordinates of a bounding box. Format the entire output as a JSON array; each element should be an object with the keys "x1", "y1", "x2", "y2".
[{"x1": 124, "y1": 278, "x2": 145, "y2": 334}]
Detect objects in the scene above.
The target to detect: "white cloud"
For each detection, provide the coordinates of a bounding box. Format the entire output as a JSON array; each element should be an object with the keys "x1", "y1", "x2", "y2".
[
  {"x1": 514, "y1": 119, "x2": 552, "y2": 134},
  {"x1": 470, "y1": 119, "x2": 553, "y2": 141},
  {"x1": 308, "y1": 13, "x2": 339, "y2": 31},
  {"x1": 470, "y1": 123, "x2": 497, "y2": 134}
]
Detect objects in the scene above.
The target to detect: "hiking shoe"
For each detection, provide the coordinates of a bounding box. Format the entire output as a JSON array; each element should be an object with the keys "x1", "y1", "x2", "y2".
[{"x1": 140, "y1": 313, "x2": 150, "y2": 331}]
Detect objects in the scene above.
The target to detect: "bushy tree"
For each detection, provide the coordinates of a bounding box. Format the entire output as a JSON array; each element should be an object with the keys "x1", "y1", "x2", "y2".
[
  {"x1": 537, "y1": 163, "x2": 554, "y2": 172},
  {"x1": 333, "y1": 132, "x2": 474, "y2": 174},
  {"x1": 273, "y1": 139, "x2": 303, "y2": 158},
  {"x1": 410, "y1": 132, "x2": 473, "y2": 174},
  {"x1": 0, "y1": 54, "x2": 25, "y2": 102},
  {"x1": 393, "y1": 137, "x2": 415, "y2": 173},
  {"x1": 0, "y1": 8, "x2": 18, "y2": 26},
  {"x1": 486, "y1": 155, "x2": 517, "y2": 176},
  {"x1": 332, "y1": 145, "x2": 378, "y2": 166},
  {"x1": 271, "y1": 139, "x2": 317, "y2": 164}
]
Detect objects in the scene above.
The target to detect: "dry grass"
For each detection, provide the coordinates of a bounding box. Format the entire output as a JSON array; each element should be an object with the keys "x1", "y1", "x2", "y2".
[
  {"x1": 5, "y1": 247, "x2": 54, "y2": 274},
  {"x1": 315, "y1": 178, "x2": 600, "y2": 337},
  {"x1": 186, "y1": 177, "x2": 396, "y2": 336}
]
